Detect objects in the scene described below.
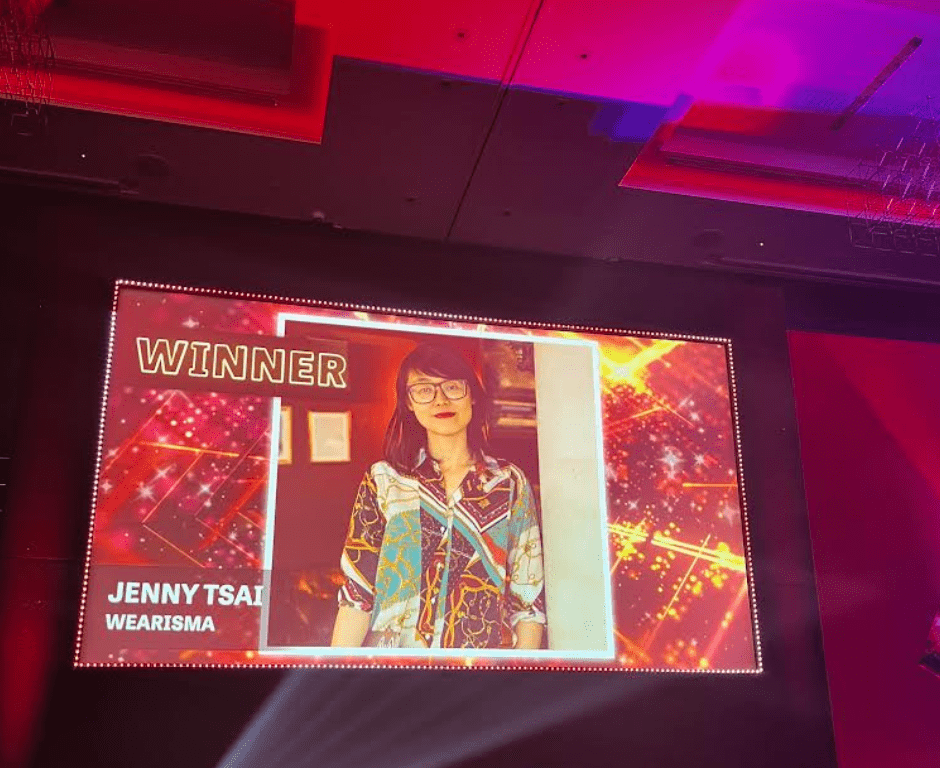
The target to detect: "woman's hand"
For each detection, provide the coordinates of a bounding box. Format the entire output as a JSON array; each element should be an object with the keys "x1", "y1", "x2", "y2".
[
  {"x1": 513, "y1": 621, "x2": 543, "y2": 650},
  {"x1": 330, "y1": 605, "x2": 371, "y2": 647}
]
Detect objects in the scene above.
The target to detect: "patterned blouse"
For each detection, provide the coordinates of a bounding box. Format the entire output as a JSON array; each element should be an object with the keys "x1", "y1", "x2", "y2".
[{"x1": 338, "y1": 451, "x2": 547, "y2": 649}]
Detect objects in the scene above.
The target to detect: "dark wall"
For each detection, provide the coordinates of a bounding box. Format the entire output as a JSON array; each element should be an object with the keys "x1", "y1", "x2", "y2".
[
  {"x1": 783, "y1": 279, "x2": 940, "y2": 343},
  {"x1": 789, "y1": 332, "x2": 940, "y2": 768},
  {"x1": 0, "y1": 184, "x2": 856, "y2": 768}
]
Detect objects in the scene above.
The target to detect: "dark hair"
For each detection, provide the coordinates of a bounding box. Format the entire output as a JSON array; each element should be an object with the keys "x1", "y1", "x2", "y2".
[{"x1": 383, "y1": 342, "x2": 491, "y2": 473}]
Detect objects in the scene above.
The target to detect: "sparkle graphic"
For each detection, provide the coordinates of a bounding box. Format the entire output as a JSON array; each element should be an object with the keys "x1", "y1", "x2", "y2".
[
  {"x1": 719, "y1": 503, "x2": 739, "y2": 526},
  {"x1": 660, "y1": 447, "x2": 683, "y2": 472}
]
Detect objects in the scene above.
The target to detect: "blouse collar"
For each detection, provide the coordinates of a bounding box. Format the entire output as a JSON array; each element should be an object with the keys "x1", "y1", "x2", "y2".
[{"x1": 413, "y1": 448, "x2": 503, "y2": 485}]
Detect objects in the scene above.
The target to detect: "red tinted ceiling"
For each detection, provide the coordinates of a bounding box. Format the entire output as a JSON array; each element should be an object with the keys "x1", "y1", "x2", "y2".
[
  {"x1": 17, "y1": 0, "x2": 537, "y2": 142},
  {"x1": 6, "y1": 0, "x2": 940, "y2": 219},
  {"x1": 619, "y1": 0, "x2": 940, "y2": 221}
]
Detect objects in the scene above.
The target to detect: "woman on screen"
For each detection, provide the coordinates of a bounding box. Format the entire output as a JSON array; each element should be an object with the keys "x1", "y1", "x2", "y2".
[{"x1": 331, "y1": 342, "x2": 546, "y2": 650}]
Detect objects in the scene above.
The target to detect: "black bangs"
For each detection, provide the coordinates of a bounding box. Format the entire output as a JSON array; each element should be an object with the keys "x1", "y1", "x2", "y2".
[{"x1": 381, "y1": 342, "x2": 492, "y2": 473}]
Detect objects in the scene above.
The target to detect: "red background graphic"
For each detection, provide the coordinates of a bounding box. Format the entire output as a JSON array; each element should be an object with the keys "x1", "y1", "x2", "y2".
[{"x1": 78, "y1": 285, "x2": 757, "y2": 670}]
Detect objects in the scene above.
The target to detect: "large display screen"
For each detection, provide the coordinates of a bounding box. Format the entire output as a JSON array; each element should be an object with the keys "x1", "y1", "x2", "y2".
[{"x1": 74, "y1": 281, "x2": 760, "y2": 670}]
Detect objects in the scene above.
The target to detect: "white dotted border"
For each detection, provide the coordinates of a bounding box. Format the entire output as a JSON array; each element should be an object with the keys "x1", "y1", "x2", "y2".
[
  {"x1": 72, "y1": 660, "x2": 760, "y2": 673},
  {"x1": 72, "y1": 278, "x2": 764, "y2": 675},
  {"x1": 104, "y1": 278, "x2": 734, "y2": 344},
  {"x1": 73, "y1": 283, "x2": 122, "y2": 668}
]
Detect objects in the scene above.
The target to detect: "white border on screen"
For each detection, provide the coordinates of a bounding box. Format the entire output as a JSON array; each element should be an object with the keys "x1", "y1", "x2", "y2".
[{"x1": 259, "y1": 311, "x2": 615, "y2": 660}]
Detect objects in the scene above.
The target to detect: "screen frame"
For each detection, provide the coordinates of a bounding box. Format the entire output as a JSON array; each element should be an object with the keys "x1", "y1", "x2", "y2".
[{"x1": 72, "y1": 278, "x2": 762, "y2": 673}]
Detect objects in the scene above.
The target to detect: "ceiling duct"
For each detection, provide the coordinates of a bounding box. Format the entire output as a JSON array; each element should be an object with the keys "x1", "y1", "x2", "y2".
[
  {"x1": 42, "y1": 0, "x2": 296, "y2": 106},
  {"x1": 831, "y1": 36, "x2": 922, "y2": 131},
  {"x1": 847, "y1": 96, "x2": 940, "y2": 255},
  {"x1": 0, "y1": 0, "x2": 55, "y2": 137},
  {"x1": 0, "y1": 164, "x2": 125, "y2": 194}
]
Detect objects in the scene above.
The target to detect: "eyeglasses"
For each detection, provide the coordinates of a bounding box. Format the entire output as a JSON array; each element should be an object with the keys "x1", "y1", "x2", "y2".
[{"x1": 407, "y1": 379, "x2": 468, "y2": 404}]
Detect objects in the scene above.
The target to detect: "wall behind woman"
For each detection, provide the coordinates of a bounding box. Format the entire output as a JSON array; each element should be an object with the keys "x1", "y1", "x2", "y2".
[{"x1": 0, "y1": 184, "x2": 834, "y2": 768}]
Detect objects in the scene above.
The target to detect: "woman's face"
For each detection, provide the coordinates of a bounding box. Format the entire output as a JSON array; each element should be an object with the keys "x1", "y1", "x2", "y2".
[{"x1": 405, "y1": 369, "x2": 474, "y2": 440}]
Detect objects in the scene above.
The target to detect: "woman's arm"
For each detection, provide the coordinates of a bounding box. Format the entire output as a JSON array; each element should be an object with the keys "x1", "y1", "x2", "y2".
[
  {"x1": 506, "y1": 469, "x2": 548, "y2": 647},
  {"x1": 331, "y1": 605, "x2": 371, "y2": 647},
  {"x1": 514, "y1": 620, "x2": 543, "y2": 650},
  {"x1": 332, "y1": 471, "x2": 384, "y2": 647}
]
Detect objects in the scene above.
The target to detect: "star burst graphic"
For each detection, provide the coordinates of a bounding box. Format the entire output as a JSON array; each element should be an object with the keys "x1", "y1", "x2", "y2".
[
  {"x1": 96, "y1": 388, "x2": 268, "y2": 572},
  {"x1": 596, "y1": 337, "x2": 754, "y2": 669}
]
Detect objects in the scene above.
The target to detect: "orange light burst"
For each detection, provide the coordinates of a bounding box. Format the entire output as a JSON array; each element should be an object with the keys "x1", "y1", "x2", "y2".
[
  {"x1": 599, "y1": 340, "x2": 683, "y2": 393},
  {"x1": 609, "y1": 522, "x2": 746, "y2": 572}
]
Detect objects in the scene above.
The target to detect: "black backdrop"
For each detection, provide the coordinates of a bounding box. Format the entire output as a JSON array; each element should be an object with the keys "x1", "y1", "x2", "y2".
[{"x1": 0, "y1": 185, "x2": 837, "y2": 768}]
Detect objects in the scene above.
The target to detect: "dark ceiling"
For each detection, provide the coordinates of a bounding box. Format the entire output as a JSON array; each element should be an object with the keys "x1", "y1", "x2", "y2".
[{"x1": 1, "y1": 0, "x2": 940, "y2": 289}]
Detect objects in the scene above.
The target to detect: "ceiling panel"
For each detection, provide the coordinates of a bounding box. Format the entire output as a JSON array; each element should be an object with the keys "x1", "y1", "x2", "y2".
[
  {"x1": 446, "y1": 87, "x2": 790, "y2": 267},
  {"x1": 0, "y1": 59, "x2": 504, "y2": 239},
  {"x1": 313, "y1": 59, "x2": 502, "y2": 237},
  {"x1": 310, "y1": 0, "x2": 536, "y2": 83},
  {"x1": 5, "y1": 0, "x2": 536, "y2": 141},
  {"x1": 511, "y1": 0, "x2": 739, "y2": 107}
]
